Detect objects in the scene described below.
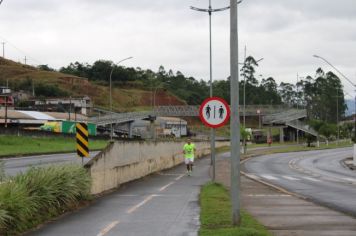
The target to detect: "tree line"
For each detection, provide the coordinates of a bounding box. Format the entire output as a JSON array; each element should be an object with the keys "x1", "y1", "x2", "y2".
[{"x1": 57, "y1": 57, "x2": 347, "y2": 124}]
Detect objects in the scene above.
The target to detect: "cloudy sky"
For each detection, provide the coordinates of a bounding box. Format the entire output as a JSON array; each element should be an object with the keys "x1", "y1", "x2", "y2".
[{"x1": 0, "y1": 0, "x2": 355, "y2": 96}]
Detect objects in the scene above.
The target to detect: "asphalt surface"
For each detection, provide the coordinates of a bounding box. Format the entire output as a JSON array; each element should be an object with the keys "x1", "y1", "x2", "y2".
[
  {"x1": 25, "y1": 157, "x2": 210, "y2": 236},
  {"x1": 243, "y1": 147, "x2": 356, "y2": 216},
  {"x1": 2, "y1": 151, "x2": 99, "y2": 176}
]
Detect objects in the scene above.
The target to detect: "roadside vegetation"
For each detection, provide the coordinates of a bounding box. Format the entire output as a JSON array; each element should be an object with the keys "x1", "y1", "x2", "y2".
[
  {"x1": 0, "y1": 164, "x2": 91, "y2": 235},
  {"x1": 0, "y1": 135, "x2": 108, "y2": 157},
  {"x1": 199, "y1": 182, "x2": 271, "y2": 236}
]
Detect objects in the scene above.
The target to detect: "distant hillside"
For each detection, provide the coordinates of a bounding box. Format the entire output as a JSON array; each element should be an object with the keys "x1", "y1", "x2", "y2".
[
  {"x1": 346, "y1": 99, "x2": 355, "y2": 116},
  {"x1": 0, "y1": 58, "x2": 185, "y2": 112}
]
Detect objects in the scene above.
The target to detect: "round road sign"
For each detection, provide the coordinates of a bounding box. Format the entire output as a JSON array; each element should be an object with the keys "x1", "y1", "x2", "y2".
[{"x1": 199, "y1": 97, "x2": 230, "y2": 128}]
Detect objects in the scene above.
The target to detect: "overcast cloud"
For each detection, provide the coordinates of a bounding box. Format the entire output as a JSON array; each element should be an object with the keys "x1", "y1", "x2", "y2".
[{"x1": 0, "y1": 0, "x2": 355, "y2": 96}]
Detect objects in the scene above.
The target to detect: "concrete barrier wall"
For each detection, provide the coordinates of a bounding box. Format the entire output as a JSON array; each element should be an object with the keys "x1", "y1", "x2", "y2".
[{"x1": 86, "y1": 140, "x2": 229, "y2": 195}]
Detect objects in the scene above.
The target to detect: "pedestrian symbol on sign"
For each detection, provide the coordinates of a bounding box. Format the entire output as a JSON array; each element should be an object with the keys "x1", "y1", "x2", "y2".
[{"x1": 206, "y1": 105, "x2": 211, "y2": 119}]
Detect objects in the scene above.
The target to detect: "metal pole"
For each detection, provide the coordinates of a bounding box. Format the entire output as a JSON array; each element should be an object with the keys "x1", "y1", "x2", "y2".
[
  {"x1": 1, "y1": 42, "x2": 4, "y2": 58},
  {"x1": 337, "y1": 88, "x2": 339, "y2": 145},
  {"x1": 230, "y1": 0, "x2": 241, "y2": 226},
  {"x1": 296, "y1": 73, "x2": 299, "y2": 144},
  {"x1": 190, "y1": 0, "x2": 229, "y2": 182},
  {"x1": 110, "y1": 67, "x2": 113, "y2": 140},
  {"x1": 109, "y1": 56, "x2": 133, "y2": 141},
  {"x1": 208, "y1": 0, "x2": 216, "y2": 181},
  {"x1": 243, "y1": 45, "x2": 246, "y2": 128}
]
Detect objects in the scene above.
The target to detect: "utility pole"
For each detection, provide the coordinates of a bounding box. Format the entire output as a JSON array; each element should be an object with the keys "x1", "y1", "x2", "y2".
[
  {"x1": 296, "y1": 73, "x2": 299, "y2": 144},
  {"x1": 336, "y1": 88, "x2": 339, "y2": 145},
  {"x1": 230, "y1": 0, "x2": 241, "y2": 226},
  {"x1": 190, "y1": 0, "x2": 229, "y2": 182},
  {"x1": 24, "y1": 56, "x2": 27, "y2": 65},
  {"x1": 1, "y1": 42, "x2": 5, "y2": 58}
]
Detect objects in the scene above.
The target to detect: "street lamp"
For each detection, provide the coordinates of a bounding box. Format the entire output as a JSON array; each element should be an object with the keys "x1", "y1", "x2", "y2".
[
  {"x1": 109, "y1": 56, "x2": 133, "y2": 140},
  {"x1": 240, "y1": 54, "x2": 263, "y2": 153},
  {"x1": 190, "y1": 0, "x2": 230, "y2": 181},
  {"x1": 313, "y1": 54, "x2": 356, "y2": 144}
]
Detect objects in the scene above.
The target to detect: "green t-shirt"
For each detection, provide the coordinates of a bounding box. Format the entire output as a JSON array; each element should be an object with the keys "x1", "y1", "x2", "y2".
[{"x1": 183, "y1": 143, "x2": 196, "y2": 158}]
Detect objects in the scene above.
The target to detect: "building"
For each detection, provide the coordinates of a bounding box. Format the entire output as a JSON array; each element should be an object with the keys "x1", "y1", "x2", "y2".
[{"x1": 31, "y1": 96, "x2": 92, "y2": 115}]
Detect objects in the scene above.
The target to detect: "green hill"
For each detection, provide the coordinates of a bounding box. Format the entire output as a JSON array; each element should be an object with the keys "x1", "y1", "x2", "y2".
[{"x1": 0, "y1": 58, "x2": 185, "y2": 112}]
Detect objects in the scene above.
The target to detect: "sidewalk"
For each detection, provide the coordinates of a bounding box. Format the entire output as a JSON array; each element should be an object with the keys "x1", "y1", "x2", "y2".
[{"x1": 215, "y1": 156, "x2": 356, "y2": 236}]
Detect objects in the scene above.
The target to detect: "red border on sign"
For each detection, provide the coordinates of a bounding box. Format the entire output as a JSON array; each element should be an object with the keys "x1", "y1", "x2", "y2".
[{"x1": 199, "y1": 97, "x2": 231, "y2": 128}]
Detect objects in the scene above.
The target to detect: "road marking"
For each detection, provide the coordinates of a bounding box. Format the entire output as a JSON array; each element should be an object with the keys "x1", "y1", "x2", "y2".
[
  {"x1": 175, "y1": 174, "x2": 185, "y2": 181},
  {"x1": 303, "y1": 177, "x2": 320, "y2": 182},
  {"x1": 97, "y1": 221, "x2": 119, "y2": 236},
  {"x1": 260, "y1": 175, "x2": 278, "y2": 180},
  {"x1": 159, "y1": 182, "x2": 175, "y2": 192},
  {"x1": 127, "y1": 194, "x2": 155, "y2": 214},
  {"x1": 282, "y1": 176, "x2": 300, "y2": 181},
  {"x1": 245, "y1": 194, "x2": 291, "y2": 197},
  {"x1": 342, "y1": 177, "x2": 356, "y2": 183},
  {"x1": 157, "y1": 172, "x2": 182, "y2": 176}
]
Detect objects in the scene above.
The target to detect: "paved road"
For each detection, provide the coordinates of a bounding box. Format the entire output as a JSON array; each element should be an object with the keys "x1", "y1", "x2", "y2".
[
  {"x1": 2, "y1": 152, "x2": 99, "y2": 176},
  {"x1": 243, "y1": 147, "x2": 356, "y2": 216},
  {"x1": 25, "y1": 157, "x2": 210, "y2": 236}
]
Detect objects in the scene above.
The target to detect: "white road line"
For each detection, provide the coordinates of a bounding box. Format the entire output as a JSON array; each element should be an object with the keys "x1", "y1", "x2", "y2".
[
  {"x1": 245, "y1": 194, "x2": 291, "y2": 197},
  {"x1": 159, "y1": 182, "x2": 175, "y2": 192},
  {"x1": 127, "y1": 195, "x2": 155, "y2": 214},
  {"x1": 175, "y1": 174, "x2": 185, "y2": 181},
  {"x1": 97, "y1": 221, "x2": 120, "y2": 236},
  {"x1": 260, "y1": 175, "x2": 278, "y2": 180},
  {"x1": 282, "y1": 176, "x2": 300, "y2": 181},
  {"x1": 342, "y1": 177, "x2": 356, "y2": 183},
  {"x1": 303, "y1": 177, "x2": 321, "y2": 182}
]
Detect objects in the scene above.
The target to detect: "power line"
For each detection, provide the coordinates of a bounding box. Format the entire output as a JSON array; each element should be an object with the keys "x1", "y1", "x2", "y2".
[{"x1": 0, "y1": 35, "x2": 43, "y2": 65}]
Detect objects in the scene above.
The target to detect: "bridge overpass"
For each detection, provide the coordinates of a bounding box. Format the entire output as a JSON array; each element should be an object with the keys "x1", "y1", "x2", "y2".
[{"x1": 89, "y1": 105, "x2": 318, "y2": 140}]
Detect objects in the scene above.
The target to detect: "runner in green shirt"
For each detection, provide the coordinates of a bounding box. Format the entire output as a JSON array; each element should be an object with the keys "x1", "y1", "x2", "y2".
[{"x1": 183, "y1": 138, "x2": 196, "y2": 176}]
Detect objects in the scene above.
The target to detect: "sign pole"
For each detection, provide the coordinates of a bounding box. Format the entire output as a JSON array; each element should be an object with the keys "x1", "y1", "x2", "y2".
[
  {"x1": 200, "y1": 97, "x2": 230, "y2": 181},
  {"x1": 230, "y1": 0, "x2": 241, "y2": 226}
]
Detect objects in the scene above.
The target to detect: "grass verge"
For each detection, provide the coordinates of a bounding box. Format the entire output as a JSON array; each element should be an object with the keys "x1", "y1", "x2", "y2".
[
  {"x1": 0, "y1": 164, "x2": 91, "y2": 235},
  {"x1": 215, "y1": 141, "x2": 352, "y2": 157},
  {"x1": 199, "y1": 182, "x2": 272, "y2": 236},
  {"x1": 0, "y1": 135, "x2": 108, "y2": 157}
]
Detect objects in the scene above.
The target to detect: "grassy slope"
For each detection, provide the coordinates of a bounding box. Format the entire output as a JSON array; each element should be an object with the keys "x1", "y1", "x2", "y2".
[
  {"x1": 0, "y1": 135, "x2": 108, "y2": 157},
  {"x1": 0, "y1": 58, "x2": 184, "y2": 112},
  {"x1": 199, "y1": 182, "x2": 272, "y2": 236}
]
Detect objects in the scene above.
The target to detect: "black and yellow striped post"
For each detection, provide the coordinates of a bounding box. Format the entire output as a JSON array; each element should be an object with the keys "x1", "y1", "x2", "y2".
[{"x1": 76, "y1": 123, "x2": 89, "y2": 162}]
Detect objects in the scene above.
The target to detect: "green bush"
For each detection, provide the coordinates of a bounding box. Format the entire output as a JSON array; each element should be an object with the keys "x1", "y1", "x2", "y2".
[{"x1": 0, "y1": 164, "x2": 91, "y2": 235}]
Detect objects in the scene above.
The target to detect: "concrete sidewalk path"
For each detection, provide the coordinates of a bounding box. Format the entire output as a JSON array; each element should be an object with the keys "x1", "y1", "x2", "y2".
[
  {"x1": 26, "y1": 158, "x2": 211, "y2": 236},
  {"x1": 215, "y1": 152, "x2": 356, "y2": 236}
]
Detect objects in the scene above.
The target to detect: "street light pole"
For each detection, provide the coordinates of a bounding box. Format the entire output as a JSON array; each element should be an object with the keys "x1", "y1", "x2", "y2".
[
  {"x1": 190, "y1": 1, "x2": 229, "y2": 182},
  {"x1": 230, "y1": 0, "x2": 241, "y2": 226},
  {"x1": 313, "y1": 54, "x2": 356, "y2": 144},
  {"x1": 109, "y1": 56, "x2": 133, "y2": 140}
]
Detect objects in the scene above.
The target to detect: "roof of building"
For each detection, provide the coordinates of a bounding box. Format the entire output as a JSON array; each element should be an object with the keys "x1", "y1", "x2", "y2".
[{"x1": 0, "y1": 109, "x2": 87, "y2": 124}]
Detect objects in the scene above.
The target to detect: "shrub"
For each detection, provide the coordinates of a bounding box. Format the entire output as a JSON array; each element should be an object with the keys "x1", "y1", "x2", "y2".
[{"x1": 0, "y1": 164, "x2": 91, "y2": 235}]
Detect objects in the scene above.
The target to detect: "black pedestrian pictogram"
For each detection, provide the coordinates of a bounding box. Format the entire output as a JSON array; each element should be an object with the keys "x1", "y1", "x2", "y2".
[
  {"x1": 205, "y1": 105, "x2": 211, "y2": 119},
  {"x1": 219, "y1": 106, "x2": 224, "y2": 119}
]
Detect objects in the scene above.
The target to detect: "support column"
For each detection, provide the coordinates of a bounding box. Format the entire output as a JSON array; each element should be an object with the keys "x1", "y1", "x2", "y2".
[
  {"x1": 279, "y1": 127, "x2": 284, "y2": 143},
  {"x1": 149, "y1": 115, "x2": 156, "y2": 140},
  {"x1": 128, "y1": 121, "x2": 134, "y2": 139}
]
